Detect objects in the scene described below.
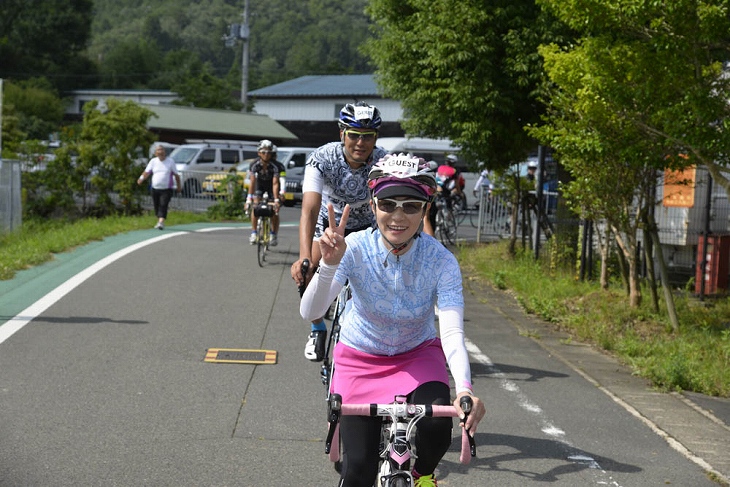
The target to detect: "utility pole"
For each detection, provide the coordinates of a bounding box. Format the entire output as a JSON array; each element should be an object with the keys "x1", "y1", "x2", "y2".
[
  {"x1": 241, "y1": 0, "x2": 250, "y2": 109},
  {"x1": 223, "y1": 0, "x2": 250, "y2": 110}
]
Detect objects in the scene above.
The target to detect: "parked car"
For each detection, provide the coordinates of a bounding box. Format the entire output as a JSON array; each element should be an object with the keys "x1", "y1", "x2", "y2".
[
  {"x1": 201, "y1": 146, "x2": 315, "y2": 202},
  {"x1": 276, "y1": 146, "x2": 316, "y2": 206},
  {"x1": 169, "y1": 141, "x2": 258, "y2": 196},
  {"x1": 201, "y1": 160, "x2": 253, "y2": 196}
]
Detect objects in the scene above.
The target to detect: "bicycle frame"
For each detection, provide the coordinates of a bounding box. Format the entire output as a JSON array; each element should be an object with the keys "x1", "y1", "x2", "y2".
[
  {"x1": 320, "y1": 281, "x2": 349, "y2": 394},
  {"x1": 253, "y1": 196, "x2": 278, "y2": 267},
  {"x1": 326, "y1": 393, "x2": 476, "y2": 487}
]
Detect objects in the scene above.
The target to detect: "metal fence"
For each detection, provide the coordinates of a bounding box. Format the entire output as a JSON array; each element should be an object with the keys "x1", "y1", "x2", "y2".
[{"x1": 0, "y1": 160, "x2": 22, "y2": 232}]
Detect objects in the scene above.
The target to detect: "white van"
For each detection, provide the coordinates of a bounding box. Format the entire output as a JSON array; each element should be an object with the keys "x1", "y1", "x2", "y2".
[
  {"x1": 169, "y1": 140, "x2": 259, "y2": 196},
  {"x1": 376, "y1": 137, "x2": 461, "y2": 167},
  {"x1": 376, "y1": 136, "x2": 477, "y2": 191},
  {"x1": 276, "y1": 146, "x2": 316, "y2": 206}
]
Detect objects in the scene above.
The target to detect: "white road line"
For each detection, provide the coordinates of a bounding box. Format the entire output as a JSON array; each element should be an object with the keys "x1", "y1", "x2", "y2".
[
  {"x1": 465, "y1": 338, "x2": 623, "y2": 487},
  {"x1": 0, "y1": 232, "x2": 186, "y2": 345}
]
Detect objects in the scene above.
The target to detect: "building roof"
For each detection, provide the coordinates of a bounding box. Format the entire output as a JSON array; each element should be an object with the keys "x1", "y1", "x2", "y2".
[
  {"x1": 146, "y1": 104, "x2": 298, "y2": 140},
  {"x1": 249, "y1": 74, "x2": 381, "y2": 98}
]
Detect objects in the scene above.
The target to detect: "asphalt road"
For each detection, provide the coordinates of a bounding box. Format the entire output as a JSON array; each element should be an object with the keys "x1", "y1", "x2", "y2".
[{"x1": 1, "y1": 207, "x2": 728, "y2": 486}]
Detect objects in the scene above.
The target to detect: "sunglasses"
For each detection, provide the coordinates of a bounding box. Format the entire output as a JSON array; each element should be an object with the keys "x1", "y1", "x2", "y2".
[
  {"x1": 375, "y1": 197, "x2": 427, "y2": 215},
  {"x1": 344, "y1": 130, "x2": 377, "y2": 142},
  {"x1": 258, "y1": 150, "x2": 273, "y2": 154}
]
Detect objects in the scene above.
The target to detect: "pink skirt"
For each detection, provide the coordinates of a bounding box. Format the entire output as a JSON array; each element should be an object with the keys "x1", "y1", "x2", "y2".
[{"x1": 331, "y1": 339, "x2": 450, "y2": 404}]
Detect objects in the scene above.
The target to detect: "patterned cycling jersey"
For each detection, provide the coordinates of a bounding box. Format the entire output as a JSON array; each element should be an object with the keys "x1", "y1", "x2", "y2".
[
  {"x1": 302, "y1": 141, "x2": 387, "y2": 238},
  {"x1": 250, "y1": 159, "x2": 279, "y2": 196},
  {"x1": 333, "y1": 229, "x2": 464, "y2": 356}
]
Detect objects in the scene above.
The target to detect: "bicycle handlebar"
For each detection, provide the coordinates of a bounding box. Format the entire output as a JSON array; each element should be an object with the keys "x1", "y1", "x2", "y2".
[{"x1": 328, "y1": 394, "x2": 476, "y2": 465}]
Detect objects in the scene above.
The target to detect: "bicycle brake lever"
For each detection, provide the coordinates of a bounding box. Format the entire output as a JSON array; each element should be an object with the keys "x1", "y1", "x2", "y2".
[
  {"x1": 459, "y1": 396, "x2": 477, "y2": 457},
  {"x1": 298, "y1": 259, "x2": 310, "y2": 297},
  {"x1": 324, "y1": 393, "x2": 341, "y2": 454}
]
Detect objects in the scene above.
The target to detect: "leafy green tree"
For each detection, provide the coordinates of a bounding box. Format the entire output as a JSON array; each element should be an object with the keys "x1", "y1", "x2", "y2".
[
  {"x1": 531, "y1": 0, "x2": 730, "y2": 315},
  {"x1": 76, "y1": 99, "x2": 156, "y2": 215},
  {"x1": 0, "y1": 102, "x2": 26, "y2": 157},
  {"x1": 0, "y1": 0, "x2": 96, "y2": 91},
  {"x1": 99, "y1": 39, "x2": 163, "y2": 89},
  {"x1": 3, "y1": 79, "x2": 65, "y2": 140},
  {"x1": 171, "y1": 64, "x2": 243, "y2": 111},
  {"x1": 32, "y1": 99, "x2": 156, "y2": 217},
  {"x1": 536, "y1": 0, "x2": 730, "y2": 198},
  {"x1": 364, "y1": 0, "x2": 571, "y2": 170}
]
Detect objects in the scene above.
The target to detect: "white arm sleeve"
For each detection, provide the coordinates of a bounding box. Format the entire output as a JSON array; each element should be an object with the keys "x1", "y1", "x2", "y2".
[
  {"x1": 300, "y1": 262, "x2": 343, "y2": 321},
  {"x1": 438, "y1": 307, "x2": 473, "y2": 394}
]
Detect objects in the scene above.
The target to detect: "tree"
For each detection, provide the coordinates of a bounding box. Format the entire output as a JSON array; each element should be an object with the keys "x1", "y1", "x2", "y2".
[
  {"x1": 0, "y1": 0, "x2": 96, "y2": 91},
  {"x1": 171, "y1": 63, "x2": 243, "y2": 111},
  {"x1": 537, "y1": 0, "x2": 730, "y2": 200},
  {"x1": 3, "y1": 79, "x2": 65, "y2": 140},
  {"x1": 35, "y1": 99, "x2": 157, "y2": 217},
  {"x1": 364, "y1": 0, "x2": 572, "y2": 170},
  {"x1": 531, "y1": 0, "x2": 730, "y2": 316}
]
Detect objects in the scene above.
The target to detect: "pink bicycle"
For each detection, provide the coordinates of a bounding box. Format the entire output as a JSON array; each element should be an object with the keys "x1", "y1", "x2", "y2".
[{"x1": 325, "y1": 393, "x2": 476, "y2": 487}]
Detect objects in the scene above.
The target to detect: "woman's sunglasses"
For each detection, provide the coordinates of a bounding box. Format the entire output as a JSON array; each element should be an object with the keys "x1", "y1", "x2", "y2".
[{"x1": 374, "y1": 197, "x2": 427, "y2": 215}]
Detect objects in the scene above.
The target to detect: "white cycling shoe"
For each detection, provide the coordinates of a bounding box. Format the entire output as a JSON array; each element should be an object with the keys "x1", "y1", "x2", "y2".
[{"x1": 304, "y1": 330, "x2": 326, "y2": 362}]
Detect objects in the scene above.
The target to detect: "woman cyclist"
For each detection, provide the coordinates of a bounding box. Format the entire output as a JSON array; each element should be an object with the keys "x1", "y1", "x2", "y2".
[{"x1": 300, "y1": 153, "x2": 486, "y2": 487}]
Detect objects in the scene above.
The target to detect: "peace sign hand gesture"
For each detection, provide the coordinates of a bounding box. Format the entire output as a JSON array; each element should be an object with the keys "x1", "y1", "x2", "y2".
[{"x1": 319, "y1": 203, "x2": 349, "y2": 266}]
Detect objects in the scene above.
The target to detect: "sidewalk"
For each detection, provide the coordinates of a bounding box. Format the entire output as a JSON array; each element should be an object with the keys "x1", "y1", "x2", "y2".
[{"x1": 462, "y1": 276, "x2": 730, "y2": 485}]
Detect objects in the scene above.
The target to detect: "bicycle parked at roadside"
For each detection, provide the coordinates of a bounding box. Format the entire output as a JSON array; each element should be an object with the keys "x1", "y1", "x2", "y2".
[{"x1": 325, "y1": 393, "x2": 476, "y2": 487}]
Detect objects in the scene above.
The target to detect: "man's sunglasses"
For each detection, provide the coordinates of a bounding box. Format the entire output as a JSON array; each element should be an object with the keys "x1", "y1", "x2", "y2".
[
  {"x1": 374, "y1": 197, "x2": 427, "y2": 215},
  {"x1": 344, "y1": 130, "x2": 377, "y2": 142}
]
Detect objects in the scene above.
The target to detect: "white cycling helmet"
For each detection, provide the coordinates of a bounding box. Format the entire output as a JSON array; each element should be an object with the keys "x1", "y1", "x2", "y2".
[{"x1": 368, "y1": 153, "x2": 437, "y2": 201}]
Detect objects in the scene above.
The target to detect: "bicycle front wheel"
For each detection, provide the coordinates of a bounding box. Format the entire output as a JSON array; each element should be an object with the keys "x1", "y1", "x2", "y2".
[
  {"x1": 257, "y1": 218, "x2": 269, "y2": 267},
  {"x1": 438, "y1": 209, "x2": 457, "y2": 246}
]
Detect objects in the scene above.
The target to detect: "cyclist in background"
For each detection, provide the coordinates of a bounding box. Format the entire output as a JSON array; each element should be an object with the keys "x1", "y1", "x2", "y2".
[
  {"x1": 291, "y1": 102, "x2": 387, "y2": 362},
  {"x1": 245, "y1": 140, "x2": 280, "y2": 246},
  {"x1": 300, "y1": 154, "x2": 486, "y2": 487},
  {"x1": 436, "y1": 154, "x2": 465, "y2": 210}
]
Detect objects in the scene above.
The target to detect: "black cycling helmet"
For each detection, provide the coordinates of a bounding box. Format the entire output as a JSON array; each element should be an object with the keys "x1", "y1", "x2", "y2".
[{"x1": 338, "y1": 102, "x2": 382, "y2": 130}]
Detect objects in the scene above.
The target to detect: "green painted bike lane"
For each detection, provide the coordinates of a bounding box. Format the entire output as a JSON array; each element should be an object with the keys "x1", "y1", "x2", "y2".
[{"x1": 0, "y1": 223, "x2": 244, "y2": 325}]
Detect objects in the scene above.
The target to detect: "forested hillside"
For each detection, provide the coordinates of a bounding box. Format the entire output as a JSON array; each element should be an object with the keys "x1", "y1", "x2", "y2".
[{"x1": 88, "y1": 0, "x2": 374, "y2": 91}]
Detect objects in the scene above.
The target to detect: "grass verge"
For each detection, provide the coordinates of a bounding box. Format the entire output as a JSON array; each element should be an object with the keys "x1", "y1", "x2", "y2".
[
  {"x1": 458, "y1": 240, "x2": 730, "y2": 398},
  {"x1": 0, "y1": 211, "x2": 210, "y2": 280}
]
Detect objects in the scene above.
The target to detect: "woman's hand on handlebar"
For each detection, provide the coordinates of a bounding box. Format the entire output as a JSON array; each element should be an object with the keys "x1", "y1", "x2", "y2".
[{"x1": 454, "y1": 392, "x2": 486, "y2": 437}]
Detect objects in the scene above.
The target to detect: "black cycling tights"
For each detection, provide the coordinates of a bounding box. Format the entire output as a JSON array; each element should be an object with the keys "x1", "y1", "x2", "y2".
[{"x1": 337, "y1": 381, "x2": 453, "y2": 487}]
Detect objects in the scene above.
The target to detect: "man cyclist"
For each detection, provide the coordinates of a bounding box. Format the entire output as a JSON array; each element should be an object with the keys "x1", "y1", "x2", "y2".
[
  {"x1": 300, "y1": 154, "x2": 486, "y2": 486},
  {"x1": 245, "y1": 140, "x2": 280, "y2": 246},
  {"x1": 290, "y1": 102, "x2": 387, "y2": 362}
]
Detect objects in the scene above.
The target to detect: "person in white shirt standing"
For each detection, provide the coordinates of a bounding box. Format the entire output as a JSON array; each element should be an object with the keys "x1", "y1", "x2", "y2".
[{"x1": 137, "y1": 144, "x2": 181, "y2": 230}]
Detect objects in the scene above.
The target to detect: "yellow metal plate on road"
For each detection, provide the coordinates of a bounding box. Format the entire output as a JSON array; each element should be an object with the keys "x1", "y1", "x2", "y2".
[{"x1": 204, "y1": 348, "x2": 278, "y2": 364}]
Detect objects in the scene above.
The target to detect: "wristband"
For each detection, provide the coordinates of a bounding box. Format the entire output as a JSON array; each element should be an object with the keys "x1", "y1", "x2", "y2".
[{"x1": 246, "y1": 195, "x2": 253, "y2": 200}]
